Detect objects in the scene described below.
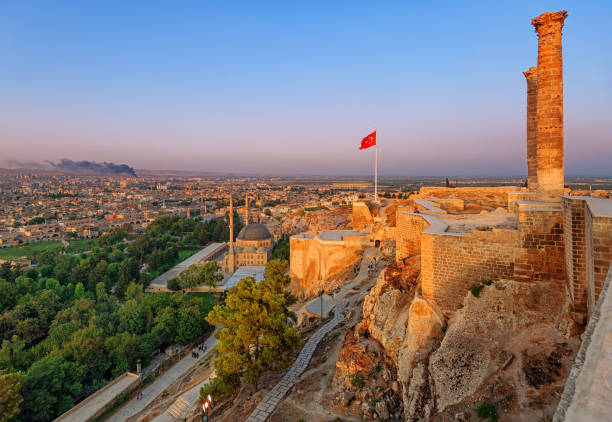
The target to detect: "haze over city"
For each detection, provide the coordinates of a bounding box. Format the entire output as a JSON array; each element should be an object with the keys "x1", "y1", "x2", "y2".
[{"x1": 1, "y1": 0, "x2": 611, "y2": 176}]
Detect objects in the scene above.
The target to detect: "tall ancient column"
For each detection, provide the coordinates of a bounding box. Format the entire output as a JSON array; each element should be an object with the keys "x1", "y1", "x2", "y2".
[
  {"x1": 523, "y1": 67, "x2": 538, "y2": 192},
  {"x1": 532, "y1": 10, "x2": 567, "y2": 202}
]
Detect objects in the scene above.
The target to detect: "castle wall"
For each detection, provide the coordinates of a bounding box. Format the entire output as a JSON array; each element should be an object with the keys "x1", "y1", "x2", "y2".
[
  {"x1": 352, "y1": 201, "x2": 374, "y2": 230},
  {"x1": 508, "y1": 191, "x2": 536, "y2": 212},
  {"x1": 418, "y1": 186, "x2": 518, "y2": 208},
  {"x1": 396, "y1": 212, "x2": 429, "y2": 262},
  {"x1": 421, "y1": 229, "x2": 519, "y2": 314},
  {"x1": 563, "y1": 197, "x2": 588, "y2": 313},
  {"x1": 585, "y1": 201, "x2": 612, "y2": 314},
  {"x1": 290, "y1": 232, "x2": 366, "y2": 296},
  {"x1": 514, "y1": 205, "x2": 565, "y2": 282}
]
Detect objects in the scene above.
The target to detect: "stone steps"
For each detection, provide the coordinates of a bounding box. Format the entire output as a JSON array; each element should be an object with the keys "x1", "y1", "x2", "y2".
[{"x1": 167, "y1": 396, "x2": 190, "y2": 419}]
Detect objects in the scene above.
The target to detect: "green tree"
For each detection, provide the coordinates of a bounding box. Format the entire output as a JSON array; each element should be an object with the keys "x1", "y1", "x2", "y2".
[
  {"x1": 21, "y1": 354, "x2": 84, "y2": 421},
  {"x1": 167, "y1": 278, "x2": 181, "y2": 291},
  {"x1": 88, "y1": 260, "x2": 108, "y2": 292},
  {"x1": 116, "y1": 257, "x2": 140, "y2": 297},
  {"x1": 206, "y1": 268, "x2": 301, "y2": 392},
  {"x1": 178, "y1": 261, "x2": 223, "y2": 289},
  {"x1": 74, "y1": 282, "x2": 86, "y2": 299},
  {"x1": 0, "y1": 373, "x2": 26, "y2": 422}
]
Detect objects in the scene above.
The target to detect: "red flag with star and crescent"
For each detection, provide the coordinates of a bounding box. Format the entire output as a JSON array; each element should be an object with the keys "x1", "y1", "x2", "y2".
[{"x1": 359, "y1": 130, "x2": 377, "y2": 150}]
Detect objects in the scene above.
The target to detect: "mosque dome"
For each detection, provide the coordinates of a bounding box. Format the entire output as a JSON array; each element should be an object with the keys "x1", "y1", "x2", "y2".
[{"x1": 237, "y1": 223, "x2": 272, "y2": 241}]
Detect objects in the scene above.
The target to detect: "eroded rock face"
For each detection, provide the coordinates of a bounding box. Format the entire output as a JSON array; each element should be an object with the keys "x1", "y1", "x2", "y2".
[
  {"x1": 429, "y1": 279, "x2": 568, "y2": 413},
  {"x1": 347, "y1": 265, "x2": 578, "y2": 420}
]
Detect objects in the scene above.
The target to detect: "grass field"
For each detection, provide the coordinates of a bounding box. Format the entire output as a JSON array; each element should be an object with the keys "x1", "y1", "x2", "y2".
[
  {"x1": 0, "y1": 241, "x2": 63, "y2": 260},
  {"x1": 178, "y1": 248, "x2": 199, "y2": 262},
  {"x1": 65, "y1": 238, "x2": 97, "y2": 253}
]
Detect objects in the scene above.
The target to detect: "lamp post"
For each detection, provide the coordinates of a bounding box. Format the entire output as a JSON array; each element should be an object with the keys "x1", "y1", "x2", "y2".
[{"x1": 201, "y1": 395, "x2": 213, "y2": 421}]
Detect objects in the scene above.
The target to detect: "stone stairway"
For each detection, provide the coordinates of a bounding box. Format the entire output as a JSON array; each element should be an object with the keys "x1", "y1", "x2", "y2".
[
  {"x1": 166, "y1": 396, "x2": 190, "y2": 419},
  {"x1": 245, "y1": 301, "x2": 347, "y2": 422}
]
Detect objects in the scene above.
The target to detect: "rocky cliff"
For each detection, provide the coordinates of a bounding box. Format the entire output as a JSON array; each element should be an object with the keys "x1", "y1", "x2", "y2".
[{"x1": 337, "y1": 258, "x2": 582, "y2": 421}]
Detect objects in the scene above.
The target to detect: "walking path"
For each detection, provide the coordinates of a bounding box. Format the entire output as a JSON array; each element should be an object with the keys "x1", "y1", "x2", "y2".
[
  {"x1": 149, "y1": 243, "x2": 226, "y2": 289},
  {"x1": 106, "y1": 335, "x2": 218, "y2": 422},
  {"x1": 245, "y1": 300, "x2": 347, "y2": 422}
]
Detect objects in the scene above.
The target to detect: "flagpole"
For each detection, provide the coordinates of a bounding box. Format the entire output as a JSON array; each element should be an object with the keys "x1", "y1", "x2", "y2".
[{"x1": 374, "y1": 128, "x2": 378, "y2": 203}]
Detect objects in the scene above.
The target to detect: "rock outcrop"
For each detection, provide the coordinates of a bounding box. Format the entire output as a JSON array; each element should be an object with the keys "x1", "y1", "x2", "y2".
[{"x1": 341, "y1": 257, "x2": 581, "y2": 420}]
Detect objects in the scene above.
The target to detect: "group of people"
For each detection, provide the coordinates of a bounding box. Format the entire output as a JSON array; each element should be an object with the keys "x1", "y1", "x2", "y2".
[
  {"x1": 192, "y1": 343, "x2": 207, "y2": 359},
  {"x1": 135, "y1": 391, "x2": 143, "y2": 400},
  {"x1": 367, "y1": 257, "x2": 378, "y2": 275}
]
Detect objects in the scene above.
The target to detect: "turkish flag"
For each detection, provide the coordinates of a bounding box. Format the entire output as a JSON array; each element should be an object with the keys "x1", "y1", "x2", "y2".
[{"x1": 359, "y1": 130, "x2": 377, "y2": 150}]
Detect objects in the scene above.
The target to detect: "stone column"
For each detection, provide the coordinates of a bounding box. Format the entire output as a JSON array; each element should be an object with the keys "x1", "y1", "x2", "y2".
[
  {"x1": 532, "y1": 10, "x2": 567, "y2": 202},
  {"x1": 523, "y1": 67, "x2": 538, "y2": 192}
]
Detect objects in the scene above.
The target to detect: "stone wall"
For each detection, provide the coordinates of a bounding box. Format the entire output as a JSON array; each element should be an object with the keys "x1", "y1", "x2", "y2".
[
  {"x1": 563, "y1": 197, "x2": 588, "y2": 313},
  {"x1": 352, "y1": 201, "x2": 374, "y2": 230},
  {"x1": 396, "y1": 211, "x2": 429, "y2": 262},
  {"x1": 290, "y1": 232, "x2": 367, "y2": 296},
  {"x1": 421, "y1": 229, "x2": 519, "y2": 314},
  {"x1": 585, "y1": 202, "x2": 612, "y2": 313},
  {"x1": 514, "y1": 205, "x2": 565, "y2": 283},
  {"x1": 508, "y1": 190, "x2": 536, "y2": 212},
  {"x1": 418, "y1": 186, "x2": 518, "y2": 208}
]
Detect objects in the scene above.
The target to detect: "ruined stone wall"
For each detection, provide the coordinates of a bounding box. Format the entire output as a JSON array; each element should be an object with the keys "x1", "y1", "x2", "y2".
[
  {"x1": 418, "y1": 186, "x2": 518, "y2": 208},
  {"x1": 563, "y1": 197, "x2": 588, "y2": 313},
  {"x1": 395, "y1": 212, "x2": 429, "y2": 262},
  {"x1": 586, "y1": 208, "x2": 612, "y2": 313},
  {"x1": 514, "y1": 207, "x2": 565, "y2": 283},
  {"x1": 290, "y1": 234, "x2": 365, "y2": 296},
  {"x1": 352, "y1": 201, "x2": 374, "y2": 230},
  {"x1": 508, "y1": 191, "x2": 536, "y2": 212},
  {"x1": 421, "y1": 229, "x2": 519, "y2": 314}
]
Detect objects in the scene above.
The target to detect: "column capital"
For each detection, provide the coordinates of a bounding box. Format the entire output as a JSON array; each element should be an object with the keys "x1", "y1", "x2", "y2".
[
  {"x1": 532, "y1": 11, "x2": 568, "y2": 36},
  {"x1": 523, "y1": 66, "x2": 537, "y2": 80}
]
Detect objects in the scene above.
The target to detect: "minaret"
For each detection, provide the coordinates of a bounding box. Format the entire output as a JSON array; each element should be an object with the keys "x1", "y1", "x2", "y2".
[
  {"x1": 245, "y1": 193, "x2": 249, "y2": 226},
  {"x1": 532, "y1": 10, "x2": 567, "y2": 202},
  {"x1": 228, "y1": 194, "x2": 235, "y2": 272}
]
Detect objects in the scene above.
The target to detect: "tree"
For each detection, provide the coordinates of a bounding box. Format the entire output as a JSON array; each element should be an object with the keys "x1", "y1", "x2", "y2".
[
  {"x1": 74, "y1": 282, "x2": 86, "y2": 299},
  {"x1": 206, "y1": 268, "x2": 301, "y2": 393},
  {"x1": 116, "y1": 257, "x2": 140, "y2": 297},
  {"x1": 167, "y1": 278, "x2": 181, "y2": 291},
  {"x1": 0, "y1": 373, "x2": 26, "y2": 422},
  {"x1": 178, "y1": 261, "x2": 223, "y2": 289},
  {"x1": 21, "y1": 354, "x2": 83, "y2": 421},
  {"x1": 88, "y1": 260, "x2": 108, "y2": 292}
]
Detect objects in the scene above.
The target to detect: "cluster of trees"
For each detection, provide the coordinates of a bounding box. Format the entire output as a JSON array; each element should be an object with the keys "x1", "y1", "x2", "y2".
[
  {"x1": 170, "y1": 261, "x2": 223, "y2": 290},
  {"x1": 203, "y1": 259, "x2": 301, "y2": 397},
  {"x1": 0, "y1": 214, "x2": 230, "y2": 421},
  {"x1": 0, "y1": 275, "x2": 213, "y2": 421}
]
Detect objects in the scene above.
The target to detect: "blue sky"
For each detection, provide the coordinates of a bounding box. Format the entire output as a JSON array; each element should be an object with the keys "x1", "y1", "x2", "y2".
[{"x1": 1, "y1": 1, "x2": 611, "y2": 176}]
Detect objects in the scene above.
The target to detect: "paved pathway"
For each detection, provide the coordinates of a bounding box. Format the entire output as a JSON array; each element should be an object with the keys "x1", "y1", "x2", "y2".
[
  {"x1": 149, "y1": 243, "x2": 225, "y2": 289},
  {"x1": 245, "y1": 300, "x2": 347, "y2": 422},
  {"x1": 106, "y1": 335, "x2": 218, "y2": 422}
]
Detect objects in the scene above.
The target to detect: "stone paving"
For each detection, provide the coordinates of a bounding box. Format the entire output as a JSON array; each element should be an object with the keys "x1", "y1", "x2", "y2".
[{"x1": 245, "y1": 300, "x2": 347, "y2": 422}]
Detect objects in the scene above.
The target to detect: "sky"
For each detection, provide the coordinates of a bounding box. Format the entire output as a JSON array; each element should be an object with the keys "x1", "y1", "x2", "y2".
[{"x1": 1, "y1": 1, "x2": 611, "y2": 177}]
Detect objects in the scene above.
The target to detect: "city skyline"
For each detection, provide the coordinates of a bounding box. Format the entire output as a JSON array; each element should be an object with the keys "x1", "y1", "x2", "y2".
[{"x1": 1, "y1": 1, "x2": 611, "y2": 176}]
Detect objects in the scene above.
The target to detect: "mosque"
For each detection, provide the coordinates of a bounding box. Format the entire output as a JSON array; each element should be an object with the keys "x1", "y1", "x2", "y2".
[{"x1": 222, "y1": 194, "x2": 274, "y2": 272}]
